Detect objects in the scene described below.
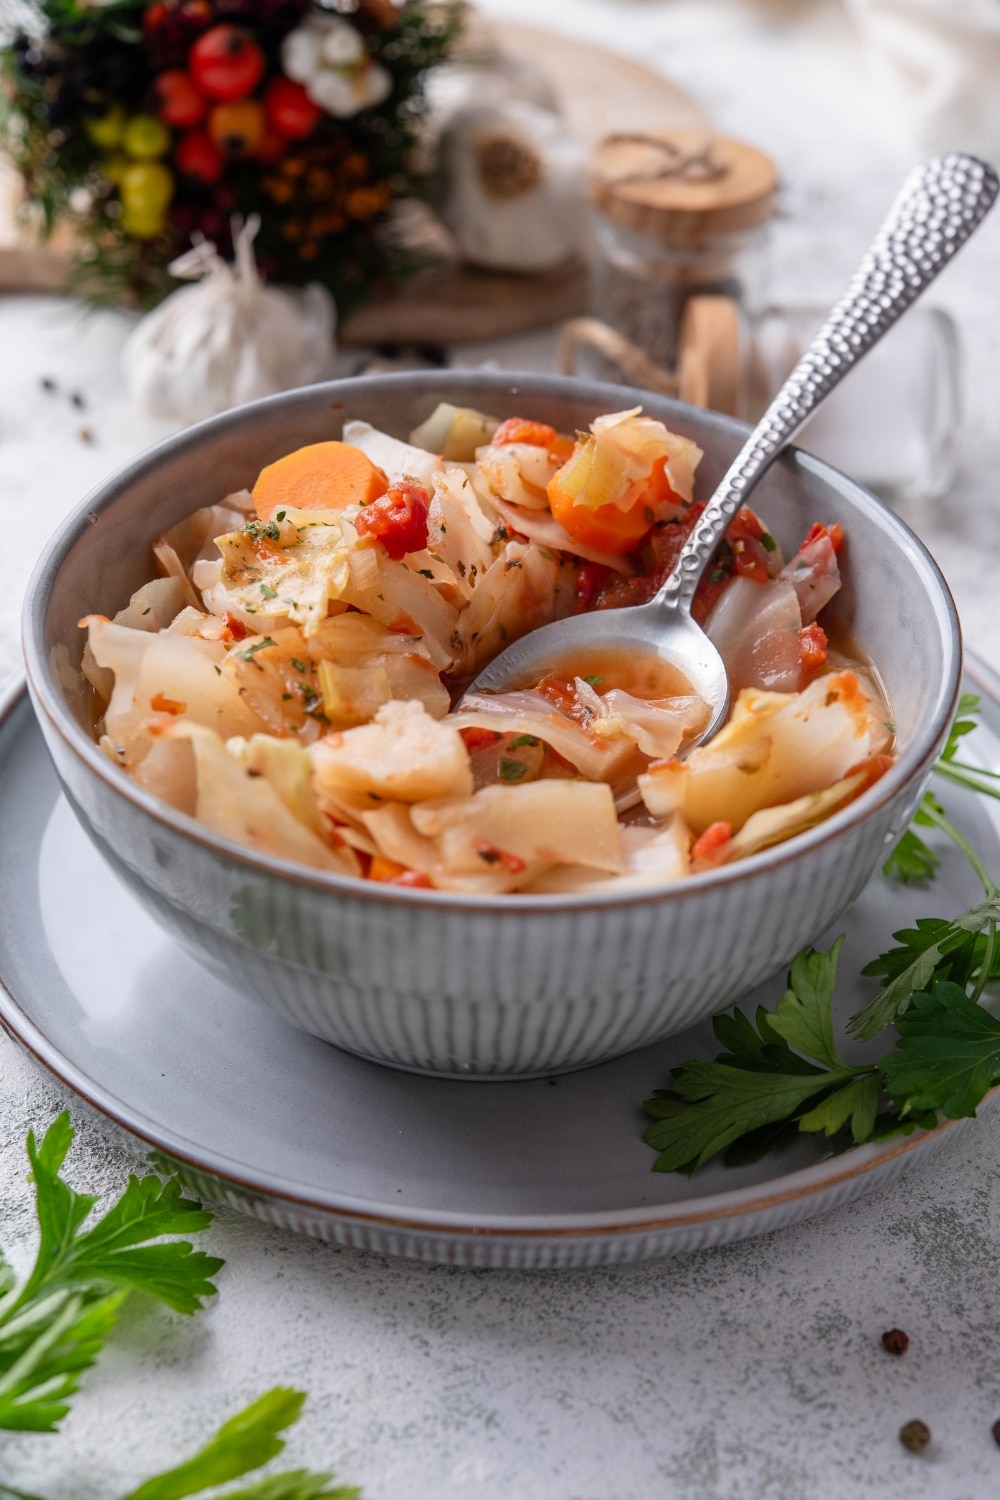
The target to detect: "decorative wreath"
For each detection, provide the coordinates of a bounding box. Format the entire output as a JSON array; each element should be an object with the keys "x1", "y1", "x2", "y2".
[{"x1": 1, "y1": 0, "x2": 461, "y2": 309}]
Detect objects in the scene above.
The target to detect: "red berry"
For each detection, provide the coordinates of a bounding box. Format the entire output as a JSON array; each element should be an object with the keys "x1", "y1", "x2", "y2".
[
  {"x1": 255, "y1": 124, "x2": 289, "y2": 163},
  {"x1": 174, "y1": 128, "x2": 224, "y2": 185},
  {"x1": 153, "y1": 69, "x2": 206, "y2": 127},
  {"x1": 189, "y1": 25, "x2": 265, "y2": 103},
  {"x1": 264, "y1": 77, "x2": 322, "y2": 140}
]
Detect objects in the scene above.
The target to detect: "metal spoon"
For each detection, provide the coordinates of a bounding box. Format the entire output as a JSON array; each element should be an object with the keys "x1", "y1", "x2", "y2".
[{"x1": 462, "y1": 154, "x2": 998, "y2": 770}]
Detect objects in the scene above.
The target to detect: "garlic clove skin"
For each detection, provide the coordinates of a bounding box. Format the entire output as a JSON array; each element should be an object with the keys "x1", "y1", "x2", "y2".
[
  {"x1": 440, "y1": 100, "x2": 588, "y2": 274},
  {"x1": 122, "y1": 223, "x2": 336, "y2": 425}
]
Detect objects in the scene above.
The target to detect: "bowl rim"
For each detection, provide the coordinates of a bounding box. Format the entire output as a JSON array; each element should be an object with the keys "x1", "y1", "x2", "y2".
[{"x1": 22, "y1": 369, "x2": 963, "y2": 913}]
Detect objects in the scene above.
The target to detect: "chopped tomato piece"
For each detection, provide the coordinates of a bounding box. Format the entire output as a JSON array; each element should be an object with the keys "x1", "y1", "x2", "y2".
[
  {"x1": 574, "y1": 561, "x2": 611, "y2": 613},
  {"x1": 799, "y1": 622, "x2": 828, "y2": 674},
  {"x1": 475, "y1": 840, "x2": 527, "y2": 875},
  {"x1": 493, "y1": 417, "x2": 556, "y2": 448},
  {"x1": 534, "y1": 673, "x2": 589, "y2": 722},
  {"x1": 728, "y1": 508, "x2": 772, "y2": 583},
  {"x1": 691, "y1": 821, "x2": 732, "y2": 865},
  {"x1": 355, "y1": 481, "x2": 429, "y2": 560},
  {"x1": 460, "y1": 726, "x2": 503, "y2": 753},
  {"x1": 491, "y1": 417, "x2": 575, "y2": 460},
  {"x1": 150, "y1": 692, "x2": 187, "y2": 715},
  {"x1": 369, "y1": 854, "x2": 433, "y2": 888},
  {"x1": 224, "y1": 611, "x2": 248, "y2": 641},
  {"x1": 803, "y1": 521, "x2": 844, "y2": 554}
]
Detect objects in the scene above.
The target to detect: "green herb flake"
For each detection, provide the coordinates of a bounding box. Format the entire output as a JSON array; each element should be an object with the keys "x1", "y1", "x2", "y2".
[
  {"x1": 508, "y1": 735, "x2": 539, "y2": 749},
  {"x1": 236, "y1": 637, "x2": 277, "y2": 662},
  {"x1": 499, "y1": 758, "x2": 528, "y2": 782},
  {"x1": 418, "y1": 568, "x2": 435, "y2": 579},
  {"x1": 709, "y1": 568, "x2": 726, "y2": 582},
  {"x1": 260, "y1": 584, "x2": 277, "y2": 599},
  {"x1": 290, "y1": 658, "x2": 308, "y2": 674},
  {"x1": 243, "y1": 519, "x2": 280, "y2": 542},
  {"x1": 583, "y1": 675, "x2": 604, "y2": 688},
  {"x1": 141, "y1": 607, "x2": 151, "y2": 616},
  {"x1": 276, "y1": 509, "x2": 286, "y2": 521},
  {"x1": 761, "y1": 531, "x2": 778, "y2": 552}
]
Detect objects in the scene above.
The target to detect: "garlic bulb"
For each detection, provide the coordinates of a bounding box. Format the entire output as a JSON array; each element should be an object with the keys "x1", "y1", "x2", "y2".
[
  {"x1": 122, "y1": 217, "x2": 335, "y2": 424},
  {"x1": 439, "y1": 100, "x2": 587, "y2": 273}
]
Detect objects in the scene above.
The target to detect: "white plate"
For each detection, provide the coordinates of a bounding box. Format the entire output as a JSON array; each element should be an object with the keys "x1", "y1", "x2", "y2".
[{"x1": 1, "y1": 662, "x2": 998, "y2": 1269}]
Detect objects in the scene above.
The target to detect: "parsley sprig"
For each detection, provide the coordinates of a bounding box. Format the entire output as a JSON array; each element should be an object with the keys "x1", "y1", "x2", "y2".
[
  {"x1": 0, "y1": 1112, "x2": 222, "y2": 1433},
  {"x1": 644, "y1": 694, "x2": 1000, "y2": 1174},
  {"x1": 118, "y1": 1387, "x2": 359, "y2": 1500},
  {"x1": 1, "y1": 1116, "x2": 360, "y2": 1499}
]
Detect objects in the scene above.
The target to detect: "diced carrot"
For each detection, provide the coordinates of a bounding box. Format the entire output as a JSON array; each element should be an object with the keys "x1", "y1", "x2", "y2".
[
  {"x1": 548, "y1": 466, "x2": 653, "y2": 555},
  {"x1": 690, "y1": 821, "x2": 733, "y2": 865},
  {"x1": 799, "y1": 621, "x2": 828, "y2": 674},
  {"x1": 252, "y1": 441, "x2": 387, "y2": 520},
  {"x1": 369, "y1": 854, "x2": 433, "y2": 888}
]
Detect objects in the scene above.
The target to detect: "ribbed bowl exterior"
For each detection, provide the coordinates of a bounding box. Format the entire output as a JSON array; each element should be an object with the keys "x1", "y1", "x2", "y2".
[
  {"x1": 39, "y1": 713, "x2": 928, "y2": 1076},
  {"x1": 23, "y1": 372, "x2": 961, "y2": 1079}
]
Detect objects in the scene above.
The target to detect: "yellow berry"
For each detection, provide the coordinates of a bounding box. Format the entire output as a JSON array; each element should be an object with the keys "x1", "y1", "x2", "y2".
[{"x1": 122, "y1": 114, "x2": 172, "y2": 161}]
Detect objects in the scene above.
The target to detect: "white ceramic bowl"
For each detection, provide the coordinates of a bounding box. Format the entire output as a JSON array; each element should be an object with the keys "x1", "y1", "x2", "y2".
[{"x1": 22, "y1": 372, "x2": 961, "y2": 1077}]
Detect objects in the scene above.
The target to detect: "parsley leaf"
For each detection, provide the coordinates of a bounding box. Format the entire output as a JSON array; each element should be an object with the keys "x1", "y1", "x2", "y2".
[
  {"x1": 120, "y1": 1387, "x2": 359, "y2": 1500},
  {"x1": 644, "y1": 940, "x2": 875, "y2": 1173},
  {"x1": 0, "y1": 1114, "x2": 221, "y2": 1433},
  {"x1": 849, "y1": 900, "x2": 1000, "y2": 1041},
  {"x1": 881, "y1": 982, "x2": 1000, "y2": 1119},
  {"x1": 883, "y1": 826, "x2": 940, "y2": 884},
  {"x1": 507, "y1": 735, "x2": 539, "y2": 749},
  {"x1": 499, "y1": 758, "x2": 528, "y2": 783}
]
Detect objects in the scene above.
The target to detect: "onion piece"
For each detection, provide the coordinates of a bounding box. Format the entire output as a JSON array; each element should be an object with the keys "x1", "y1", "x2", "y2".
[{"x1": 706, "y1": 576, "x2": 803, "y2": 692}]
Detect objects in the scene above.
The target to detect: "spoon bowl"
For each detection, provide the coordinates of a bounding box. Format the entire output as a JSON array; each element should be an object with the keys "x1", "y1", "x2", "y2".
[{"x1": 460, "y1": 154, "x2": 998, "y2": 756}]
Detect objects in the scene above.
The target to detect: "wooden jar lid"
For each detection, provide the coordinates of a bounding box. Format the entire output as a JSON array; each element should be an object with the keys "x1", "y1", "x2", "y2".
[{"x1": 591, "y1": 129, "x2": 777, "y2": 244}]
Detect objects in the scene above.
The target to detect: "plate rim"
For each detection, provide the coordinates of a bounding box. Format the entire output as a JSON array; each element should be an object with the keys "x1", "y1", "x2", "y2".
[{"x1": 2, "y1": 658, "x2": 998, "y2": 1242}]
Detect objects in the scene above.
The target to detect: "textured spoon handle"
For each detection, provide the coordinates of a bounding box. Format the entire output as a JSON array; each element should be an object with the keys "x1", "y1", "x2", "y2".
[{"x1": 657, "y1": 153, "x2": 999, "y2": 615}]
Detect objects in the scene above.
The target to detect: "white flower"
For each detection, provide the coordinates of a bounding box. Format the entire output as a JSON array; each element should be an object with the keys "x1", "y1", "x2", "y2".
[
  {"x1": 280, "y1": 16, "x2": 392, "y2": 120},
  {"x1": 320, "y1": 23, "x2": 364, "y2": 68}
]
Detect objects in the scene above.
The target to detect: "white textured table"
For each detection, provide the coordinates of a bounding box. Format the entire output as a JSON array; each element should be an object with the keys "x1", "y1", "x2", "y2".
[{"x1": 4, "y1": 4, "x2": 1000, "y2": 1497}]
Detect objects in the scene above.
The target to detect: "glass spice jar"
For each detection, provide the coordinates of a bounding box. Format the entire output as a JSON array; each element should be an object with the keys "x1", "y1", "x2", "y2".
[{"x1": 590, "y1": 129, "x2": 777, "y2": 370}]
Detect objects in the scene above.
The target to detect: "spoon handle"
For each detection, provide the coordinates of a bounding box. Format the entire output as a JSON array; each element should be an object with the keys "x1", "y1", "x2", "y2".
[{"x1": 655, "y1": 153, "x2": 999, "y2": 616}]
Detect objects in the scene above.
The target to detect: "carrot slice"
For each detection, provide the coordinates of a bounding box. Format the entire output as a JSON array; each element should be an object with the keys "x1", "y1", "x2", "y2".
[{"x1": 253, "y1": 441, "x2": 387, "y2": 520}]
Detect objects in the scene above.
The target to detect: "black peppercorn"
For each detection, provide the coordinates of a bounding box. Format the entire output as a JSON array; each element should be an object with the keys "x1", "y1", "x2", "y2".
[
  {"x1": 900, "y1": 1420, "x2": 930, "y2": 1452},
  {"x1": 882, "y1": 1328, "x2": 909, "y2": 1355},
  {"x1": 991, "y1": 1418, "x2": 1000, "y2": 1448}
]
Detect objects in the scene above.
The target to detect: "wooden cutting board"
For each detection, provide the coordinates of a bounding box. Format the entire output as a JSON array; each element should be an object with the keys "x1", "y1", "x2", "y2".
[{"x1": 0, "y1": 22, "x2": 709, "y2": 343}]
